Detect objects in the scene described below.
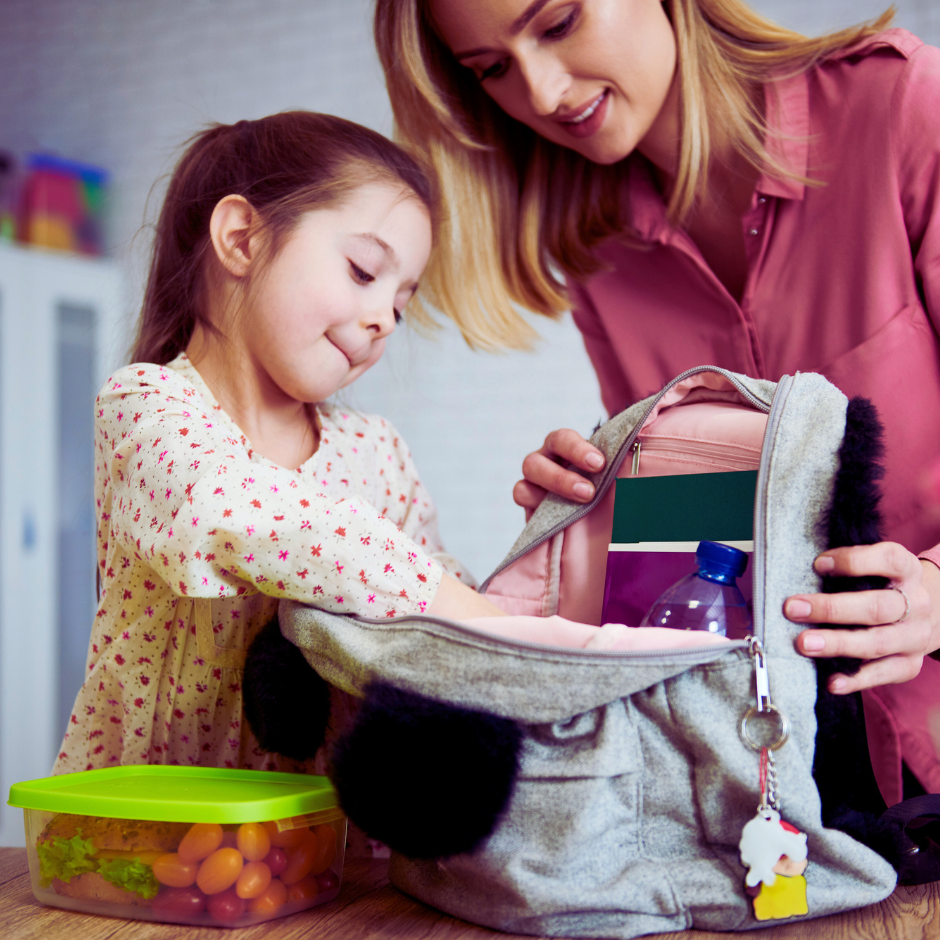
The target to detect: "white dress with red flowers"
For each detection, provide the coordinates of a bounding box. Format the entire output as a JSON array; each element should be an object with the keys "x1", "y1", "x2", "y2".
[{"x1": 54, "y1": 353, "x2": 471, "y2": 775}]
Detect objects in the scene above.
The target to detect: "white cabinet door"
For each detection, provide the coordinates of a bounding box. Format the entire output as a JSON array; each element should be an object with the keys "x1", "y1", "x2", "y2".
[{"x1": 0, "y1": 243, "x2": 124, "y2": 846}]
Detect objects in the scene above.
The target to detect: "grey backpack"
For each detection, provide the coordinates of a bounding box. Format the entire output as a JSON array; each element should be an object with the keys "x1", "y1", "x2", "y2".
[{"x1": 251, "y1": 367, "x2": 908, "y2": 937}]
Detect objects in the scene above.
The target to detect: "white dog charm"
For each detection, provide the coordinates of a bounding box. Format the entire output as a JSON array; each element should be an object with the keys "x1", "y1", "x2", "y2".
[{"x1": 739, "y1": 808, "x2": 808, "y2": 888}]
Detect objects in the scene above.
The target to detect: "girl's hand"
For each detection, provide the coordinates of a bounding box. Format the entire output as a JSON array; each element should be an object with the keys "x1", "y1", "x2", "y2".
[
  {"x1": 513, "y1": 429, "x2": 606, "y2": 519},
  {"x1": 428, "y1": 573, "x2": 506, "y2": 619},
  {"x1": 784, "y1": 543, "x2": 940, "y2": 693}
]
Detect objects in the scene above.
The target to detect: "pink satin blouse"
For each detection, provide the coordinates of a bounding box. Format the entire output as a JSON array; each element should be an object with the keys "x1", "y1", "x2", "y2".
[{"x1": 570, "y1": 28, "x2": 940, "y2": 560}]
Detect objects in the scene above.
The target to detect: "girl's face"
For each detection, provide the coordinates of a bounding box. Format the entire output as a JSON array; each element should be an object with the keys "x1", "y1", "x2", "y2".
[
  {"x1": 243, "y1": 182, "x2": 431, "y2": 405},
  {"x1": 431, "y1": 0, "x2": 678, "y2": 168}
]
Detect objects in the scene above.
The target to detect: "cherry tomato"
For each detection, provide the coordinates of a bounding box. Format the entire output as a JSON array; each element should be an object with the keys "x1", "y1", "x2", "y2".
[
  {"x1": 196, "y1": 847, "x2": 244, "y2": 895},
  {"x1": 287, "y1": 875, "x2": 319, "y2": 903},
  {"x1": 207, "y1": 886, "x2": 247, "y2": 923},
  {"x1": 152, "y1": 852, "x2": 198, "y2": 888},
  {"x1": 262, "y1": 845, "x2": 287, "y2": 878},
  {"x1": 219, "y1": 830, "x2": 239, "y2": 849},
  {"x1": 310, "y1": 824, "x2": 338, "y2": 876},
  {"x1": 280, "y1": 830, "x2": 318, "y2": 885},
  {"x1": 237, "y1": 822, "x2": 271, "y2": 862},
  {"x1": 316, "y1": 869, "x2": 340, "y2": 892},
  {"x1": 264, "y1": 820, "x2": 308, "y2": 849},
  {"x1": 177, "y1": 822, "x2": 223, "y2": 863},
  {"x1": 235, "y1": 860, "x2": 272, "y2": 900},
  {"x1": 152, "y1": 885, "x2": 208, "y2": 917},
  {"x1": 248, "y1": 878, "x2": 288, "y2": 915}
]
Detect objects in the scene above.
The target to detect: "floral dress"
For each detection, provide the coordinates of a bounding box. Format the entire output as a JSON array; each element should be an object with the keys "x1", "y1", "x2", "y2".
[{"x1": 54, "y1": 353, "x2": 472, "y2": 776}]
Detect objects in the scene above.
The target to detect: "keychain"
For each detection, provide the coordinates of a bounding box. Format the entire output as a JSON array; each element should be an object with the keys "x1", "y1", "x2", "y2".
[{"x1": 738, "y1": 638, "x2": 809, "y2": 921}]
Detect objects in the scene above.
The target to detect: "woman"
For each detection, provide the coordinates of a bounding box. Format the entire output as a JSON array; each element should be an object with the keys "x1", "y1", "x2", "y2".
[{"x1": 374, "y1": 0, "x2": 940, "y2": 793}]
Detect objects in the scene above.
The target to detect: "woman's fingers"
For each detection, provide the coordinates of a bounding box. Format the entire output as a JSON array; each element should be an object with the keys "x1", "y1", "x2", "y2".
[
  {"x1": 514, "y1": 429, "x2": 605, "y2": 510},
  {"x1": 793, "y1": 620, "x2": 931, "y2": 661},
  {"x1": 810, "y1": 541, "x2": 918, "y2": 581},
  {"x1": 784, "y1": 542, "x2": 940, "y2": 693},
  {"x1": 785, "y1": 587, "x2": 913, "y2": 631},
  {"x1": 824, "y1": 654, "x2": 924, "y2": 695},
  {"x1": 512, "y1": 479, "x2": 547, "y2": 521},
  {"x1": 538, "y1": 428, "x2": 606, "y2": 473}
]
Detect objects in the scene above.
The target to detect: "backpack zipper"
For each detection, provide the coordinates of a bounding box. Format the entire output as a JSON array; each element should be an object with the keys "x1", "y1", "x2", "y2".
[
  {"x1": 631, "y1": 435, "x2": 762, "y2": 474},
  {"x1": 343, "y1": 611, "x2": 750, "y2": 662},
  {"x1": 750, "y1": 372, "x2": 794, "y2": 647}
]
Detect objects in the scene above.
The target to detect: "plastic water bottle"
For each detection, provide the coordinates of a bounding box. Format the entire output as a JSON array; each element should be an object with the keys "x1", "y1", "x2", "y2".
[{"x1": 639, "y1": 541, "x2": 752, "y2": 639}]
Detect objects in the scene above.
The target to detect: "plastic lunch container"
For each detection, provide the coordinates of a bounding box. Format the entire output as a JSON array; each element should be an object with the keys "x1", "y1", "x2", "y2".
[{"x1": 7, "y1": 765, "x2": 346, "y2": 927}]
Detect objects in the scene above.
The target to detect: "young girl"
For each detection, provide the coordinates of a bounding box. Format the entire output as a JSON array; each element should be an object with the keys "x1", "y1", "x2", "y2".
[{"x1": 54, "y1": 111, "x2": 503, "y2": 776}]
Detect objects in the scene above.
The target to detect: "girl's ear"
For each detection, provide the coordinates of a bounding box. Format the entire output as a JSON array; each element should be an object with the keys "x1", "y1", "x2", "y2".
[{"x1": 209, "y1": 194, "x2": 262, "y2": 278}]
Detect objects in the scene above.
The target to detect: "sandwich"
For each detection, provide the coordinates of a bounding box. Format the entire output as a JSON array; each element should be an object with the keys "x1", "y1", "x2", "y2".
[{"x1": 36, "y1": 813, "x2": 189, "y2": 906}]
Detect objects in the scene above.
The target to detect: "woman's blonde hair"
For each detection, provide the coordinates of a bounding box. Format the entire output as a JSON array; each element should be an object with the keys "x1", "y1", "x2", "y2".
[{"x1": 375, "y1": 0, "x2": 894, "y2": 349}]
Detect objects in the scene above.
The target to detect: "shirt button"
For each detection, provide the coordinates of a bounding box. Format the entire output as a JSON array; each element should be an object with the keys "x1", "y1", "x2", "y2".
[
  {"x1": 758, "y1": 197, "x2": 767, "y2": 205},
  {"x1": 749, "y1": 228, "x2": 759, "y2": 236}
]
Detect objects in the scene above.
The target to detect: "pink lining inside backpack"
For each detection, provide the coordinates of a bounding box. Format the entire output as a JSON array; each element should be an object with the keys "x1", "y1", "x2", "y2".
[
  {"x1": 460, "y1": 615, "x2": 731, "y2": 651},
  {"x1": 485, "y1": 376, "x2": 767, "y2": 628}
]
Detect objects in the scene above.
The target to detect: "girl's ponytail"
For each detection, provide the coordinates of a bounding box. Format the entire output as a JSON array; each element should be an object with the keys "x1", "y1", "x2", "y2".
[{"x1": 133, "y1": 112, "x2": 435, "y2": 364}]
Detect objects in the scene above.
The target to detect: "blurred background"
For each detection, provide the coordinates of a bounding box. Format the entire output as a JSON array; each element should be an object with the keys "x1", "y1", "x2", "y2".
[{"x1": 0, "y1": 0, "x2": 937, "y2": 845}]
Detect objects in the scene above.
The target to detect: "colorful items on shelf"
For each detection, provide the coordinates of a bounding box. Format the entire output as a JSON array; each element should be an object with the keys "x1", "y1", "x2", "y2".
[
  {"x1": 19, "y1": 154, "x2": 108, "y2": 255},
  {"x1": 0, "y1": 151, "x2": 16, "y2": 243}
]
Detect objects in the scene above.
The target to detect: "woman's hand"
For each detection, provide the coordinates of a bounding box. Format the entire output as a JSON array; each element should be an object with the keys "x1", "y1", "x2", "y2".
[
  {"x1": 513, "y1": 429, "x2": 606, "y2": 519},
  {"x1": 784, "y1": 542, "x2": 940, "y2": 693}
]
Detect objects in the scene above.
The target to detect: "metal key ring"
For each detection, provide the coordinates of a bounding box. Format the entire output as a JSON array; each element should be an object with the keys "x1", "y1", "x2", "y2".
[{"x1": 740, "y1": 704, "x2": 791, "y2": 752}]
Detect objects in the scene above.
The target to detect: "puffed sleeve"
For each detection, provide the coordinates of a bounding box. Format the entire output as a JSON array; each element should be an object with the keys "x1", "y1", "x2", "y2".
[
  {"x1": 99, "y1": 365, "x2": 442, "y2": 617},
  {"x1": 894, "y1": 42, "x2": 940, "y2": 330}
]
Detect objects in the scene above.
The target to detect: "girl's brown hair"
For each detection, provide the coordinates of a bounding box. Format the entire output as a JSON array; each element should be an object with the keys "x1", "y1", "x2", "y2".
[
  {"x1": 375, "y1": 0, "x2": 894, "y2": 350},
  {"x1": 133, "y1": 111, "x2": 435, "y2": 364}
]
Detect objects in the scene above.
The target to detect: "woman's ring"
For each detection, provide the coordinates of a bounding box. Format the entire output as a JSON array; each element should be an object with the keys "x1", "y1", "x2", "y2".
[{"x1": 889, "y1": 584, "x2": 911, "y2": 625}]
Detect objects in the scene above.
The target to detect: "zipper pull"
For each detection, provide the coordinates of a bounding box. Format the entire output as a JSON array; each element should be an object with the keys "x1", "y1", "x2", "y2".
[
  {"x1": 741, "y1": 637, "x2": 790, "y2": 754},
  {"x1": 631, "y1": 440, "x2": 642, "y2": 475},
  {"x1": 746, "y1": 636, "x2": 771, "y2": 713}
]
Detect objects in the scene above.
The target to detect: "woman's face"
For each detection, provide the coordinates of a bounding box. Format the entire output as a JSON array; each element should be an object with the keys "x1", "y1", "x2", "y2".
[{"x1": 431, "y1": 0, "x2": 678, "y2": 167}]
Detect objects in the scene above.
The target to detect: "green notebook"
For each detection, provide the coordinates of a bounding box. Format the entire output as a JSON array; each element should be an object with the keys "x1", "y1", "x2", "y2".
[{"x1": 611, "y1": 470, "x2": 757, "y2": 545}]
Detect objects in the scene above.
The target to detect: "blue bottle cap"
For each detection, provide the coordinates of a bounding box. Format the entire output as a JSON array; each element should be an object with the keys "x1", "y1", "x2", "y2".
[{"x1": 695, "y1": 540, "x2": 748, "y2": 579}]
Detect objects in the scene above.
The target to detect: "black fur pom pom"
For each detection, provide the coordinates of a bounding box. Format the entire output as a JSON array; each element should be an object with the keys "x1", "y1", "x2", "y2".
[
  {"x1": 242, "y1": 616, "x2": 331, "y2": 762},
  {"x1": 819, "y1": 395, "x2": 889, "y2": 676},
  {"x1": 813, "y1": 396, "x2": 902, "y2": 863},
  {"x1": 332, "y1": 682, "x2": 522, "y2": 859}
]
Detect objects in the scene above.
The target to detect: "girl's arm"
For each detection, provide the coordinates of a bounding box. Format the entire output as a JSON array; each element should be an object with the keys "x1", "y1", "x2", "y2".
[
  {"x1": 371, "y1": 419, "x2": 479, "y2": 587},
  {"x1": 428, "y1": 573, "x2": 505, "y2": 619},
  {"x1": 100, "y1": 366, "x2": 442, "y2": 617}
]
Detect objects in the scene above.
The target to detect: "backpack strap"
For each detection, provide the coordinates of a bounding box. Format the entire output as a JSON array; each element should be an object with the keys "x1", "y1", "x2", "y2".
[{"x1": 881, "y1": 795, "x2": 940, "y2": 885}]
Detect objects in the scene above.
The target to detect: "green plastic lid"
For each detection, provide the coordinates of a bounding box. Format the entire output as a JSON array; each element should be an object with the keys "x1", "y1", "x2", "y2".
[{"x1": 8, "y1": 765, "x2": 340, "y2": 824}]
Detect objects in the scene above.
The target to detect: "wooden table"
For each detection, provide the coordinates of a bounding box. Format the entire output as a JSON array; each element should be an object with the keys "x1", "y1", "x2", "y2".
[{"x1": 1, "y1": 847, "x2": 938, "y2": 939}]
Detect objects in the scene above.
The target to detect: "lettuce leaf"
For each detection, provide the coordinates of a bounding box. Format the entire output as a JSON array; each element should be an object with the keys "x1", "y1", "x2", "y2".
[
  {"x1": 36, "y1": 828, "x2": 159, "y2": 899},
  {"x1": 95, "y1": 857, "x2": 160, "y2": 900},
  {"x1": 36, "y1": 832, "x2": 98, "y2": 887}
]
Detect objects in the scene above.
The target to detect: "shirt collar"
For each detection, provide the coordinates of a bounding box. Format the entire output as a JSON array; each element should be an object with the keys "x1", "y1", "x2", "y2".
[
  {"x1": 625, "y1": 67, "x2": 811, "y2": 242},
  {"x1": 757, "y1": 69, "x2": 809, "y2": 201}
]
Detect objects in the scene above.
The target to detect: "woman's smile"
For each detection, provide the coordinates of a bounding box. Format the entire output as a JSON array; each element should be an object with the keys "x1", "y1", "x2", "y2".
[{"x1": 557, "y1": 87, "x2": 610, "y2": 137}]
